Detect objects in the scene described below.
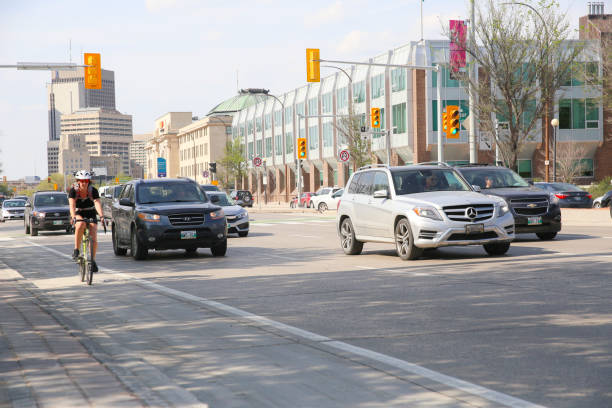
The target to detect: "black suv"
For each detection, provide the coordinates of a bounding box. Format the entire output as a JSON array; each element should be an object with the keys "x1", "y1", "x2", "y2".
[
  {"x1": 24, "y1": 191, "x2": 71, "y2": 236},
  {"x1": 230, "y1": 190, "x2": 253, "y2": 207},
  {"x1": 455, "y1": 165, "x2": 561, "y2": 240},
  {"x1": 112, "y1": 178, "x2": 227, "y2": 260}
]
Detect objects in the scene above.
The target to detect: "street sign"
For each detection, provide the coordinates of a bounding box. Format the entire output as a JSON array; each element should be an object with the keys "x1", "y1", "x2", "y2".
[
  {"x1": 338, "y1": 149, "x2": 350, "y2": 162},
  {"x1": 202, "y1": 170, "x2": 209, "y2": 178},
  {"x1": 479, "y1": 131, "x2": 493, "y2": 151},
  {"x1": 92, "y1": 167, "x2": 107, "y2": 176},
  {"x1": 253, "y1": 157, "x2": 262, "y2": 167},
  {"x1": 157, "y1": 157, "x2": 167, "y2": 177}
]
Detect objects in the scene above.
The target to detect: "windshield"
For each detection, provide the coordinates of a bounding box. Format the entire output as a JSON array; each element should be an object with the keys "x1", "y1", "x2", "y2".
[
  {"x1": 34, "y1": 195, "x2": 68, "y2": 207},
  {"x1": 459, "y1": 168, "x2": 530, "y2": 189},
  {"x1": 137, "y1": 183, "x2": 205, "y2": 204},
  {"x1": 543, "y1": 183, "x2": 583, "y2": 192},
  {"x1": 391, "y1": 169, "x2": 471, "y2": 194},
  {"x1": 3, "y1": 200, "x2": 26, "y2": 208},
  {"x1": 210, "y1": 193, "x2": 234, "y2": 206}
]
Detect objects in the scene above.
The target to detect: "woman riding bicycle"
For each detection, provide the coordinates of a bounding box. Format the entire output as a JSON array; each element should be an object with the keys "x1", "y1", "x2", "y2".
[{"x1": 69, "y1": 170, "x2": 104, "y2": 272}]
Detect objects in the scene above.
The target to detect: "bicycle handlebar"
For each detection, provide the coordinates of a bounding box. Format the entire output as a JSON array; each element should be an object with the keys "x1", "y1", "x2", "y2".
[{"x1": 73, "y1": 216, "x2": 108, "y2": 234}]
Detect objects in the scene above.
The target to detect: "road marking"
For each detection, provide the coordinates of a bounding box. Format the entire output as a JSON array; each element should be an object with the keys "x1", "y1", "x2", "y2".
[
  {"x1": 26, "y1": 239, "x2": 546, "y2": 408},
  {"x1": 357, "y1": 265, "x2": 433, "y2": 277}
]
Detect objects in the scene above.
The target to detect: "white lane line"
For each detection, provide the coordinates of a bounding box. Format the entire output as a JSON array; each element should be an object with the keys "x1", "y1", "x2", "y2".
[
  {"x1": 27, "y1": 239, "x2": 545, "y2": 408},
  {"x1": 290, "y1": 235, "x2": 318, "y2": 238},
  {"x1": 251, "y1": 223, "x2": 274, "y2": 226},
  {"x1": 357, "y1": 265, "x2": 433, "y2": 277}
]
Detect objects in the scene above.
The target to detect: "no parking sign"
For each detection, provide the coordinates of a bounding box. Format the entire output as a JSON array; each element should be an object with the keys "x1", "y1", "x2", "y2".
[{"x1": 338, "y1": 149, "x2": 350, "y2": 162}]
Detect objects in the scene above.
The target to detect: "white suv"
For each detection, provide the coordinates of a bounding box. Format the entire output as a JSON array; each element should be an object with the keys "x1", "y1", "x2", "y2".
[{"x1": 337, "y1": 164, "x2": 515, "y2": 260}]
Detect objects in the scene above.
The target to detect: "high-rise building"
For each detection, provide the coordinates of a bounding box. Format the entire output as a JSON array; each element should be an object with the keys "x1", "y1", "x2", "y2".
[
  {"x1": 57, "y1": 133, "x2": 90, "y2": 177},
  {"x1": 130, "y1": 133, "x2": 151, "y2": 178}
]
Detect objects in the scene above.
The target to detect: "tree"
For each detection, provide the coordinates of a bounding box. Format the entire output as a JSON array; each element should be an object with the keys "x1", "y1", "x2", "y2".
[
  {"x1": 554, "y1": 141, "x2": 587, "y2": 183},
  {"x1": 333, "y1": 106, "x2": 372, "y2": 171},
  {"x1": 219, "y1": 137, "x2": 248, "y2": 190},
  {"x1": 447, "y1": 0, "x2": 584, "y2": 171}
]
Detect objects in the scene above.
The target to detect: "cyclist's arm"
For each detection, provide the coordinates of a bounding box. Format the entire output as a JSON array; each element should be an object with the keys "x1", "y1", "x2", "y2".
[
  {"x1": 69, "y1": 197, "x2": 77, "y2": 219},
  {"x1": 94, "y1": 198, "x2": 104, "y2": 220}
]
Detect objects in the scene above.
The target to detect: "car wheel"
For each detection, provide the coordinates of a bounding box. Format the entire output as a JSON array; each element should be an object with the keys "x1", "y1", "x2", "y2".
[
  {"x1": 318, "y1": 202, "x2": 328, "y2": 212},
  {"x1": 339, "y1": 218, "x2": 363, "y2": 255},
  {"x1": 593, "y1": 202, "x2": 601, "y2": 208},
  {"x1": 238, "y1": 231, "x2": 248, "y2": 237},
  {"x1": 211, "y1": 239, "x2": 227, "y2": 256},
  {"x1": 536, "y1": 232, "x2": 557, "y2": 240},
  {"x1": 483, "y1": 242, "x2": 511, "y2": 255},
  {"x1": 131, "y1": 227, "x2": 148, "y2": 260},
  {"x1": 113, "y1": 226, "x2": 127, "y2": 256},
  {"x1": 395, "y1": 218, "x2": 423, "y2": 260},
  {"x1": 25, "y1": 219, "x2": 30, "y2": 234},
  {"x1": 66, "y1": 227, "x2": 72, "y2": 235},
  {"x1": 31, "y1": 226, "x2": 38, "y2": 237},
  {"x1": 185, "y1": 247, "x2": 198, "y2": 255}
]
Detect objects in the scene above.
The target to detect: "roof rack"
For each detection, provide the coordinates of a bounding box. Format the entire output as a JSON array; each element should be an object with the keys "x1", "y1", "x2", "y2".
[
  {"x1": 357, "y1": 164, "x2": 389, "y2": 171},
  {"x1": 452, "y1": 163, "x2": 493, "y2": 167},
  {"x1": 415, "y1": 161, "x2": 451, "y2": 167}
]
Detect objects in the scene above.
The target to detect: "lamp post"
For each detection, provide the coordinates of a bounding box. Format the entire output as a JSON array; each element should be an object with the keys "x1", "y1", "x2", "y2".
[{"x1": 551, "y1": 118, "x2": 559, "y2": 182}]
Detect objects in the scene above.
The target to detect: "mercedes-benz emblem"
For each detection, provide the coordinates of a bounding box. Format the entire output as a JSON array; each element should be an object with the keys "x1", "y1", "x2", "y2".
[{"x1": 465, "y1": 207, "x2": 477, "y2": 219}]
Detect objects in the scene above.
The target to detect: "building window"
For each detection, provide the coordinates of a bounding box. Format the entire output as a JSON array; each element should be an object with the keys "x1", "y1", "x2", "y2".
[
  {"x1": 322, "y1": 93, "x2": 333, "y2": 114},
  {"x1": 248, "y1": 122, "x2": 253, "y2": 135},
  {"x1": 308, "y1": 126, "x2": 319, "y2": 150},
  {"x1": 274, "y1": 110, "x2": 282, "y2": 126},
  {"x1": 256, "y1": 139, "x2": 262, "y2": 156},
  {"x1": 248, "y1": 142, "x2": 254, "y2": 159},
  {"x1": 256, "y1": 118, "x2": 262, "y2": 132},
  {"x1": 323, "y1": 122, "x2": 333, "y2": 147},
  {"x1": 285, "y1": 106, "x2": 293, "y2": 124},
  {"x1": 265, "y1": 137, "x2": 272, "y2": 157},
  {"x1": 226, "y1": 126, "x2": 232, "y2": 135},
  {"x1": 352, "y1": 81, "x2": 365, "y2": 103},
  {"x1": 275, "y1": 134, "x2": 282, "y2": 155},
  {"x1": 432, "y1": 65, "x2": 460, "y2": 88},
  {"x1": 391, "y1": 68, "x2": 406, "y2": 92},
  {"x1": 285, "y1": 131, "x2": 293, "y2": 153},
  {"x1": 371, "y1": 74, "x2": 384, "y2": 99},
  {"x1": 563, "y1": 62, "x2": 599, "y2": 86},
  {"x1": 336, "y1": 87, "x2": 348, "y2": 110},
  {"x1": 517, "y1": 159, "x2": 532, "y2": 178},
  {"x1": 574, "y1": 158, "x2": 594, "y2": 177},
  {"x1": 308, "y1": 98, "x2": 318, "y2": 115},
  {"x1": 559, "y1": 98, "x2": 599, "y2": 129},
  {"x1": 265, "y1": 114, "x2": 271, "y2": 130},
  {"x1": 392, "y1": 103, "x2": 407, "y2": 134}
]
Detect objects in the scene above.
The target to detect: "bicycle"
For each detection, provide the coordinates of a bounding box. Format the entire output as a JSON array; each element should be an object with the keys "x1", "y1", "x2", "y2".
[{"x1": 74, "y1": 217, "x2": 106, "y2": 285}]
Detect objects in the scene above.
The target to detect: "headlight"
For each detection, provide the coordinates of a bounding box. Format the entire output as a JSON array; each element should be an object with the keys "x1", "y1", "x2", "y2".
[
  {"x1": 497, "y1": 200, "x2": 510, "y2": 217},
  {"x1": 549, "y1": 193, "x2": 559, "y2": 205},
  {"x1": 413, "y1": 206, "x2": 443, "y2": 221},
  {"x1": 33, "y1": 211, "x2": 46, "y2": 218},
  {"x1": 210, "y1": 210, "x2": 225, "y2": 220},
  {"x1": 137, "y1": 213, "x2": 161, "y2": 222},
  {"x1": 236, "y1": 211, "x2": 248, "y2": 219}
]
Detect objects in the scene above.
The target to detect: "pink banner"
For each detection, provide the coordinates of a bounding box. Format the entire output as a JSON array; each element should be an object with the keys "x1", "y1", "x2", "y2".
[{"x1": 449, "y1": 20, "x2": 466, "y2": 72}]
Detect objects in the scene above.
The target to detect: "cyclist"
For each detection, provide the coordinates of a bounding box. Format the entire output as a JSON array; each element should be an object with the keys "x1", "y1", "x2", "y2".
[{"x1": 69, "y1": 170, "x2": 104, "y2": 272}]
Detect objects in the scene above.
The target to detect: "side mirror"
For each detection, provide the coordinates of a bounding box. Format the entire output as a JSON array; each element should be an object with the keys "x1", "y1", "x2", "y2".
[
  {"x1": 472, "y1": 185, "x2": 482, "y2": 192},
  {"x1": 25, "y1": 202, "x2": 31, "y2": 207},
  {"x1": 105, "y1": 194, "x2": 112, "y2": 199},
  {"x1": 527, "y1": 180, "x2": 534, "y2": 186},
  {"x1": 119, "y1": 198, "x2": 134, "y2": 206},
  {"x1": 210, "y1": 195, "x2": 220, "y2": 203},
  {"x1": 373, "y1": 189, "x2": 388, "y2": 199}
]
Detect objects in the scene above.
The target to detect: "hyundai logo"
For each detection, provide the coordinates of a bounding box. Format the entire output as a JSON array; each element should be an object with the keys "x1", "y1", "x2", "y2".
[
  {"x1": 184, "y1": 216, "x2": 191, "y2": 222},
  {"x1": 55, "y1": 213, "x2": 60, "y2": 217},
  {"x1": 465, "y1": 207, "x2": 477, "y2": 219}
]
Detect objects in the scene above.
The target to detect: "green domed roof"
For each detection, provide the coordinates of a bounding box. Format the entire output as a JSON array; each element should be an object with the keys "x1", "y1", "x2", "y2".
[{"x1": 207, "y1": 93, "x2": 268, "y2": 115}]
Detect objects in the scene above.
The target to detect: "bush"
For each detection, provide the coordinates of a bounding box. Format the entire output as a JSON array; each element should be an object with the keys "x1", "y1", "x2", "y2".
[{"x1": 587, "y1": 177, "x2": 612, "y2": 198}]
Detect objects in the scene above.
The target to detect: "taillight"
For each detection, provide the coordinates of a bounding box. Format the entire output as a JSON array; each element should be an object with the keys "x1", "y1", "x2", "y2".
[
  {"x1": 587, "y1": 194, "x2": 592, "y2": 199},
  {"x1": 337, "y1": 200, "x2": 341, "y2": 210},
  {"x1": 555, "y1": 194, "x2": 567, "y2": 199}
]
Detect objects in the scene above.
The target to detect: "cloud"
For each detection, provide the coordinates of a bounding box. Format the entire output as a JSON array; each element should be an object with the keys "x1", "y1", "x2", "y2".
[
  {"x1": 304, "y1": 1, "x2": 345, "y2": 27},
  {"x1": 145, "y1": 0, "x2": 179, "y2": 13}
]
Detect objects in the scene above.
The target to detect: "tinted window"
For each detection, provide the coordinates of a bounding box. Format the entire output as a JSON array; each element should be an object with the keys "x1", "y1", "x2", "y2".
[
  {"x1": 357, "y1": 171, "x2": 375, "y2": 195},
  {"x1": 348, "y1": 173, "x2": 362, "y2": 194},
  {"x1": 372, "y1": 171, "x2": 389, "y2": 193},
  {"x1": 137, "y1": 183, "x2": 205, "y2": 204},
  {"x1": 3, "y1": 200, "x2": 26, "y2": 208},
  {"x1": 34, "y1": 194, "x2": 68, "y2": 207},
  {"x1": 201, "y1": 185, "x2": 220, "y2": 191},
  {"x1": 119, "y1": 184, "x2": 132, "y2": 200},
  {"x1": 392, "y1": 169, "x2": 471, "y2": 194},
  {"x1": 459, "y1": 168, "x2": 529, "y2": 189},
  {"x1": 209, "y1": 193, "x2": 234, "y2": 206},
  {"x1": 113, "y1": 186, "x2": 123, "y2": 198},
  {"x1": 547, "y1": 183, "x2": 583, "y2": 192},
  {"x1": 332, "y1": 189, "x2": 344, "y2": 198}
]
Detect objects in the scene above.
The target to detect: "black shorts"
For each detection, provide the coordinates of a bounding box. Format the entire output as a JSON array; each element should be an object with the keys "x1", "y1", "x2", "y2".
[{"x1": 76, "y1": 210, "x2": 98, "y2": 222}]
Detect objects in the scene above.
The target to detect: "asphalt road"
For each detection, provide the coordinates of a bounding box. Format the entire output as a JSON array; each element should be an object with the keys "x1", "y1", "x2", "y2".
[{"x1": 0, "y1": 212, "x2": 611, "y2": 408}]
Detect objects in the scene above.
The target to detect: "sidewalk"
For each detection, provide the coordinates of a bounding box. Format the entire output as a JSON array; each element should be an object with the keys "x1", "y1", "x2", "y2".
[
  {"x1": 246, "y1": 201, "x2": 334, "y2": 215},
  {"x1": 561, "y1": 207, "x2": 612, "y2": 226},
  {"x1": 0, "y1": 263, "x2": 144, "y2": 408}
]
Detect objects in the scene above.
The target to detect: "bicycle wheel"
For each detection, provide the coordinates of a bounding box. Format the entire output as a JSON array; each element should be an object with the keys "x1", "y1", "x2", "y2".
[
  {"x1": 79, "y1": 259, "x2": 86, "y2": 282},
  {"x1": 86, "y1": 236, "x2": 93, "y2": 285}
]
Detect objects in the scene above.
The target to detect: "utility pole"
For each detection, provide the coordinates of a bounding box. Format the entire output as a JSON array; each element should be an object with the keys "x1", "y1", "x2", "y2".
[{"x1": 468, "y1": 0, "x2": 477, "y2": 163}]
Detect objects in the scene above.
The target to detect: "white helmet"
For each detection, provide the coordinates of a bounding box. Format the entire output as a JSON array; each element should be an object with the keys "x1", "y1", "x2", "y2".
[{"x1": 75, "y1": 170, "x2": 91, "y2": 180}]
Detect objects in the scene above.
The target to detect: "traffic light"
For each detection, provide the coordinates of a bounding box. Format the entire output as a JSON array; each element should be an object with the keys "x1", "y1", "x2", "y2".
[
  {"x1": 371, "y1": 108, "x2": 381, "y2": 129},
  {"x1": 53, "y1": 183, "x2": 58, "y2": 191},
  {"x1": 47, "y1": 177, "x2": 51, "y2": 183},
  {"x1": 297, "y1": 137, "x2": 308, "y2": 159},
  {"x1": 447, "y1": 105, "x2": 460, "y2": 138},
  {"x1": 209, "y1": 162, "x2": 217, "y2": 173},
  {"x1": 84, "y1": 53, "x2": 101, "y2": 89},
  {"x1": 442, "y1": 109, "x2": 450, "y2": 138},
  {"x1": 306, "y1": 48, "x2": 320, "y2": 83},
  {"x1": 115, "y1": 177, "x2": 119, "y2": 184}
]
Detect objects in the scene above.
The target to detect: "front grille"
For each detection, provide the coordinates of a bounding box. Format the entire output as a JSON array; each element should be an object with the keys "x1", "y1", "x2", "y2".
[
  {"x1": 448, "y1": 231, "x2": 498, "y2": 241},
  {"x1": 226, "y1": 215, "x2": 236, "y2": 221},
  {"x1": 510, "y1": 196, "x2": 548, "y2": 216},
  {"x1": 443, "y1": 204, "x2": 494, "y2": 222},
  {"x1": 8, "y1": 210, "x2": 24, "y2": 214},
  {"x1": 168, "y1": 213, "x2": 205, "y2": 226},
  {"x1": 45, "y1": 211, "x2": 70, "y2": 220},
  {"x1": 418, "y1": 230, "x2": 437, "y2": 240}
]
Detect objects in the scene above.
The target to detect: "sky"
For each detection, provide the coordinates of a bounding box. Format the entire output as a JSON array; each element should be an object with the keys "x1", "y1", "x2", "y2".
[{"x1": 0, "y1": 0, "x2": 588, "y2": 179}]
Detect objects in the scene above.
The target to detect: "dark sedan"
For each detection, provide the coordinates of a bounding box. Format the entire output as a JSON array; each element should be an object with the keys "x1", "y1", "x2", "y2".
[{"x1": 534, "y1": 182, "x2": 593, "y2": 208}]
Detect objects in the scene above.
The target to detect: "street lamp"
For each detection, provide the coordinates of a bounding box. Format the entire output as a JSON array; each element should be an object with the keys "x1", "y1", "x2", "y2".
[{"x1": 551, "y1": 118, "x2": 559, "y2": 182}]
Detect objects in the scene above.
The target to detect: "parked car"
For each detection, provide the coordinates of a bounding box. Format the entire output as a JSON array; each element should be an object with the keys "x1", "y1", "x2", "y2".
[
  {"x1": 230, "y1": 190, "x2": 254, "y2": 207},
  {"x1": 337, "y1": 164, "x2": 515, "y2": 260},
  {"x1": 534, "y1": 182, "x2": 593, "y2": 208},
  {"x1": 208, "y1": 191, "x2": 249, "y2": 237},
  {"x1": 200, "y1": 184, "x2": 220, "y2": 192},
  {"x1": 14, "y1": 195, "x2": 29, "y2": 201},
  {"x1": 24, "y1": 191, "x2": 71, "y2": 236},
  {"x1": 99, "y1": 184, "x2": 123, "y2": 221},
  {"x1": 112, "y1": 178, "x2": 227, "y2": 259},
  {"x1": 311, "y1": 187, "x2": 343, "y2": 212},
  {"x1": 1, "y1": 199, "x2": 27, "y2": 222},
  {"x1": 289, "y1": 196, "x2": 298, "y2": 208},
  {"x1": 301, "y1": 192, "x2": 316, "y2": 208},
  {"x1": 455, "y1": 165, "x2": 561, "y2": 240},
  {"x1": 592, "y1": 190, "x2": 612, "y2": 208}
]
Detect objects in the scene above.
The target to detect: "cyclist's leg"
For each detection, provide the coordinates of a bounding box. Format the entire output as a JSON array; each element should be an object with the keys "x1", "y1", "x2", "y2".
[
  {"x1": 89, "y1": 222, "x2": 99, "y2": 272},
  {"x1": 73, "y1": 215, "x2": 86, "y2": 258}
]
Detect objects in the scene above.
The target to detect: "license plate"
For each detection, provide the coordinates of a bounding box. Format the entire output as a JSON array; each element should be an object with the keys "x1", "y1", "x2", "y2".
[
  {"x1": 527, "y1": 216, "x2": 542, "y2": 225},
  {"x1": 465, "y1": 223, "x2": 484, "y2": 234},
  {"x1": 180, "y1": 230, "x2": 196, "y2": 239},
  {"x1": 53, "y1": 220, "x2": 63, "y2": 225},
  {"x1": 573, "y1": 197, "x2": 582, "y2": 201}
]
